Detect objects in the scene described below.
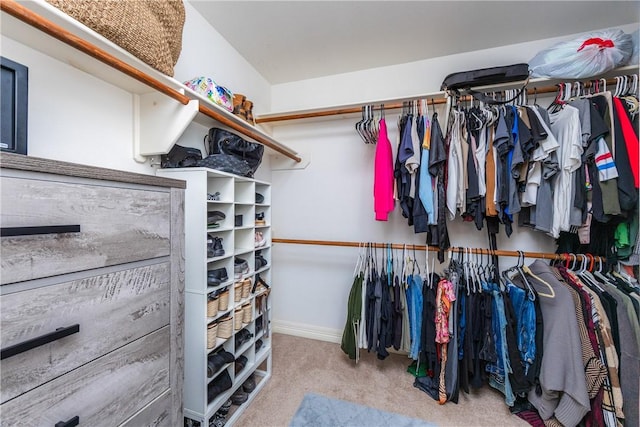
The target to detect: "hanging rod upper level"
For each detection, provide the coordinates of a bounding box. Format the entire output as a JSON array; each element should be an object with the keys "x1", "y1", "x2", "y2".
[
  {"x1": 256, "y1": 65, "x2": 638, "y2": 124},
  {"x1": 1, "y1": 0, "x2": 302, "y2": 163},
  {"x1": 272, "y1": 238, "x2": 607, "y2": 263}
]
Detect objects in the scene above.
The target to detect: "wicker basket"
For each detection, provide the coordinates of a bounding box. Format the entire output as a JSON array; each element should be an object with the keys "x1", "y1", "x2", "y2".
[
  {"x1": 207, "y1": 322, "x2": 218, "y2": 349},
  {"x1": 241, "y1": 279, "x2": 251, "y2": 299},
  {"x1": 218, "y1": 290, "x2": 229, "y2": 312},
  {"x1": 218, "y1": 316, "x2": 233, "y2": 339},
  {"x1": 242, "y1": 303, "x2": 252, "y2": 323},
  {"x1": 207, "y1": 297, "x2": 219, "y2": 318},
  {"x1": 234, "y1": 307, "x2": 244, "y2": 330},
  {"x1": 45, "y1": 0, "x2": 185, "y2": 76},
  {"x1": 234, "y1": 282, "x2": 243, "y2": 302}
]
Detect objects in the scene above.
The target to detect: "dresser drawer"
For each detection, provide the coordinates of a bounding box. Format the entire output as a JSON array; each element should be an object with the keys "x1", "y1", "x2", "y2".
[
  {"x1": 1, "y1": 262, "x2": 170, "y2": 403},
  {"x1": 1, "y1": 326, "x2": 170, "y2": 427},
  {"x1": 120, "y1": 390, "x2": 172, "y2": 427},
  {"x1": 0, "y1": 175, "x2": 171, "y2": 285}
]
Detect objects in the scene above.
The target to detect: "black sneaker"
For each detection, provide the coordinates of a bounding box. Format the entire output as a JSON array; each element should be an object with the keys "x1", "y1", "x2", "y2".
[
  {"x1": 207, "y1": 211, "x2": 226, "y2": 227},
  {"x1": 255, "y1": 339, "x2": 264, "y2": 352},
  {"x1": 213, "y1": 237, "x2": 225, "y2": 256},
  {"x1": 255, "y1": 193, "x2": 264, "y2": 204},
  {"x1": 209, "y1": 412, "x2": 226, "y2": 427},
  {"x1": 243, "y1": 375, "x2": 256, "y2": 393},
  {"x1": 207, "y1": 235, "x2": 225, "y2": 258},
  {"x1": 231, "y1": 389, "x2": 248, "y2": 405},
  {"x1": 234, "y1": 329, "x2": 254, "y2": 348},
  {"x1": 234, "y1": 355, "x2": 248, "y2": 374},
  {"x1": 218, "y1": 399, "x2": 232, "y2": 416},
  {"x1": 207, "y1": 267, "x2": 228, "y2": 285},
  {"x1": 207, "y1": 349, "x2": 235, "y2": 377}
]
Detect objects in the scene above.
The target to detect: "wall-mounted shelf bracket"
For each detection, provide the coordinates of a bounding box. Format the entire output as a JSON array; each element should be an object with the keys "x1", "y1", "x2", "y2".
[{"x1": 133, "y1": 93, "x2": 199, "y2": 163}]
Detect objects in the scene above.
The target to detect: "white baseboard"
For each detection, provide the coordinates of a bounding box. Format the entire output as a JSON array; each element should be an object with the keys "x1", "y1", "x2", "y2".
[{"x1": 272, "y1": 319, "x2": 342, "y2": 344}]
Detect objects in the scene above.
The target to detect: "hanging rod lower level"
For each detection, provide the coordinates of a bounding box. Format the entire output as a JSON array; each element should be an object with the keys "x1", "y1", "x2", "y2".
[{"x1": 272, "y1": 238, "x2": 604, "y2": 262}]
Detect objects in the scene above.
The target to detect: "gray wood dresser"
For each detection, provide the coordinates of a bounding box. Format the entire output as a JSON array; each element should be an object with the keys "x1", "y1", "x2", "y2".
[{"x1": 0, "y1": 153, "x2": 186, "y2": 427}]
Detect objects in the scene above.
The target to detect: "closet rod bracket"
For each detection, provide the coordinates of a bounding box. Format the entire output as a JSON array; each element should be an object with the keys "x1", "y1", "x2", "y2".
[{"x1": 270, "y1": 151, "x2": 311, "y2": 171}]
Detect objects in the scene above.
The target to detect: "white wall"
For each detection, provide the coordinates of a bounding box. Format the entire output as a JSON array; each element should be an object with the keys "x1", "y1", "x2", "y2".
[
  {"x1": 270, "y1": 23, "x2": 639, "y2": 112},
  {"x1": 267, "y1": 23, "x2": 639, "y2": 342},
  {"x1": 1, "y1": 36, "x2": 142, "y2": 172}
]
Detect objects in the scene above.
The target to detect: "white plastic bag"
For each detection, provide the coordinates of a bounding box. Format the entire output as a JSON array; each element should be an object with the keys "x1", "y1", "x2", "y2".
[
  {"x1": 627, "y1": 29, "x2": 639, "y2": 66},
  {"x1": 529, "y1": 29, "x2": 633, "y2": 79}
]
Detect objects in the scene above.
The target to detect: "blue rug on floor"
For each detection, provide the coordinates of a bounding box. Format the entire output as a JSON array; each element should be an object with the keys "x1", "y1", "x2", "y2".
[{"x1": 289, "y1": 393, "x2": 437, "y2": 427}]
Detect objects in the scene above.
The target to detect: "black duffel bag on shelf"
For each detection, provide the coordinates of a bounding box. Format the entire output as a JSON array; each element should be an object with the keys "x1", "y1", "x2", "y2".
[
  {"x1": 441, "y1": 63, "x2": 530, "y2": 105},
  {"x1": 197, "y1": 127, "x2": 264, "y2": 178},
  {"x1": 160, "y1": 144, "x2": 203, "y2": 168}
]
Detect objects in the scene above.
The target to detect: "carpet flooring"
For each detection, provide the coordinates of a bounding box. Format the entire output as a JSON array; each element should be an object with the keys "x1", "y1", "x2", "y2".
[
  {"x1": 235, "y1": 333, "x2": 528, "y2": 426},
  {"x1": 289, "y1": 393, "x2": 437, "y2": 427}
]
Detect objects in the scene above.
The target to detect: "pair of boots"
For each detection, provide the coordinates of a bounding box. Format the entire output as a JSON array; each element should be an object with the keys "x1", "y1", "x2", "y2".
[{"x1": 232, "y1": 94, "x2": 254, "y2": 124}]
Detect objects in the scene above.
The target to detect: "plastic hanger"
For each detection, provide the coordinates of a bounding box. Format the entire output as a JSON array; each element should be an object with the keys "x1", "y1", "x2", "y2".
[
  {"x1": 522, "y1": 263, "x2": 555, "y2": 298},
  {"x1": 425, "y1": 245, "x2": 431, "y2": 289},
  {"x1": 593, "y1": 257, "x2": 614, "y2": 285},
  {"x1": 463, "y1": 248, "x2": 471, "y2": 296},
  {"x1": 356, "y1": 106, "x2": 367, "y2": 143},
  {"x1": 549, "y1": 84, "x2": 564, "y2": 112},
  {"x1": 353, "y1": 242, "x2": 363, "y2": 278},
  {"x1": 365, "y1": 107, "x2": 374, "y2": 143},
  {"x1": 567, "y1": 253, "x2": 577, "y2": 271},
  {"x1": 474, "y1": 249, "x2": 484, "y2": 293},
  {"x1": 514, "y1": 251, "x2": 536, "y2": 300},
  {"x1": 412, "y1": 245, "x2": 421, "y2": 277},
  {"x1": 580, "y1": 254, "x2": 606, "y2": 292},
  {"x1": 612, "y1": 261, "x2": 634, "y2": 284}
]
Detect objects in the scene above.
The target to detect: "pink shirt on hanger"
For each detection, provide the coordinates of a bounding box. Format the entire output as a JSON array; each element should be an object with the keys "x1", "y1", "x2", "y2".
[{"x1": 374, "y1": 118, "x2": 394, "y2": 220}]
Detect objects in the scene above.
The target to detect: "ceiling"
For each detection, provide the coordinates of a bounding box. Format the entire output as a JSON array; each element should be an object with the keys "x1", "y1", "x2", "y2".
[{"x1": 189, "y1": 1, "x2": 639, "y2": 85}]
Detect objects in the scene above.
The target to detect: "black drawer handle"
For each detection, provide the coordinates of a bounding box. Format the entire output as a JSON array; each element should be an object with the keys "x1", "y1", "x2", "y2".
[
  {"x1": 55, "y1": 416, "x2": 79, "y2": 427},
  {"x1": 0, "y1": 324, "x2": 80, "y2": 360},
  {"x1": 0, "y1": 225, "x2": 81, "y2": 237}
]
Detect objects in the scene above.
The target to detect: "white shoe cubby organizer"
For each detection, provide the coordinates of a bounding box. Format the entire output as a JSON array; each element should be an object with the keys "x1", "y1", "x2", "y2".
[{"x1": 157, "y1": 167, "x2": 272, "y2": 427}]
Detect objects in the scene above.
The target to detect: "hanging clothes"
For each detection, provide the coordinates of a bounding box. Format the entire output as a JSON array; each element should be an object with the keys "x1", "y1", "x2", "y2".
[
  {"x1": 549, "y1": 105, "x2": 584, "y2": 238},
  {"x1": 395, "y1": 111, "x2": 413, "y2": 223},
  {"x1": 341, "y1": 270, "x2": 364, "y2": 360},
  {"x1": 525, "y1": 260, "x2": 591, "y2": 426},
  {"x1": 407, "y1": 272, "x2": 423, "y2": 360},
  {"x1": 427, "y1": 112, "x2": 450, "y2": 263},
  {"x1": 376, "y1": 264, "x2": 393, "y2": 360},
  {"x1": 435, "y1": 276, "x2": 457, "y2": 404},
  {"x1": 483, "y1": 279, "x2": 516, "y2": 407},
  {"x1": 374, "y1": 117, "x2": 395, "y2": 221},
  {"x1": 446, "y1": 109, "x2": 465, "y2": 221},
  {"x1": 418, "y1": 104, "x2": 436, "y2": 225},
  {"x1": 412, "y1": 113, "x2": 430, "y2": 233}
]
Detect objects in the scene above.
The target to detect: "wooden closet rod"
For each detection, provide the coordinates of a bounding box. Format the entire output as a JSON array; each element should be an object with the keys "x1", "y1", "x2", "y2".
[
  {"x1": 2, "y1": 0, "x2": 302, "y2": 163},
  {"x1": 256, "y1": 74, "x2": 634, "y2": 124},
  {"x1": 272, "y1": 238, "x2": 605, "y2": 262}
]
